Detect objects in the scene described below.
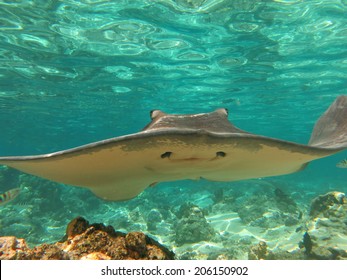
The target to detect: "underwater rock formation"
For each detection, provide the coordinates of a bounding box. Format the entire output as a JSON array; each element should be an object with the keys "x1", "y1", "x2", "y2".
[
  {"x1": 248, "y1": 241, "x2": 273, "y2": 260},
  {"x1": 304, "y1": 191, "x2": 347, "y2": 260},
  {"x1": 248, "y1": 241, "x2": 307, "y2": 260},
  {"x1": 236, "y1": 187, "x2": 301, "y2": 228},
  {"x1": 299, "y1": 231, "x2": 347, "y2": 260},
  {"x1": 146, "y1": 209, "x2": 163, "y2": 231},
  {"x1": 0, "y1": 217, "x2": 174, "y2": 260},
  {"x1": 174, "y1": 203, "x2": 215, "y2": 246},
  {"x1": 309, "y1": 191, "x2": 346, "y2": 217}
]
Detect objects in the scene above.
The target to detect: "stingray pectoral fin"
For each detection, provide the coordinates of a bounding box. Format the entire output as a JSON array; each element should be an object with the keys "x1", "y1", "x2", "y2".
[
  {"x1": 88, "y1": 181, "x2": 150, "y2": 201},
  {"x1": 201, "y1": 140, "x2": 332, "y2": 182},
  {"x1": 309, "y1": 95, "x2": 347, "y2": 149},
  {"x1": 0, "y1": 141, "x2": 157, "y2": 201}
]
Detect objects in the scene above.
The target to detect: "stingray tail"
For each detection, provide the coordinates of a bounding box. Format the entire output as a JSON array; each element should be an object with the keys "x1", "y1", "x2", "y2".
[{"x1": 309, "y1": 95, "x2": 347, "y2": 149}]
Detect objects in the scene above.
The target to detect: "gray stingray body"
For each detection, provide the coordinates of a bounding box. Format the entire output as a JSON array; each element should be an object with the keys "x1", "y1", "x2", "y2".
[{"x1": 0, "y1": 96, "x2": 346, "y2": 201}]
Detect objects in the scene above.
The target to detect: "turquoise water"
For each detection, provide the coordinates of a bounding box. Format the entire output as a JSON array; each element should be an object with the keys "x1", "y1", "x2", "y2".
[{"x1": 0, "y1": 0, "x2": 347, "y2": 259}]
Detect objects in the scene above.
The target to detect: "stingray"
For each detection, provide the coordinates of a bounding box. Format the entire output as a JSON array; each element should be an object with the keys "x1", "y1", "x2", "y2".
[{"x1": 0, "y1": 96, "x2": 346, "y2": 201}]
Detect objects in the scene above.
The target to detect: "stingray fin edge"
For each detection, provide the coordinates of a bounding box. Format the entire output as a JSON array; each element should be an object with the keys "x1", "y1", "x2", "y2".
[{"x1": 309, "y1": 95, "x2": 347, "y2": 149}]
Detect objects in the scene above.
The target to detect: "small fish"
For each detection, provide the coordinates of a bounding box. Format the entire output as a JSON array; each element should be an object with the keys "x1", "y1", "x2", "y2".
[
  {"x1": 336, "y1": 159, "x2": 347, "y2": 168},
  {"x1": 0, "y1": 188, "x2": 21, "y2": 206}
]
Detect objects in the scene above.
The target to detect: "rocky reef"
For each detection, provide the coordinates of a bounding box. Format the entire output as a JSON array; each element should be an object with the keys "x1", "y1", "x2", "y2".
[
  {"x1": 174, "y1": 203, "x2": 215, "y2": 246},
  {"x1": 309, "y1": 191, "x2": 346, "y2": 218},
  {"x1": 235, "y1": 186, "x2": 302, "y2": 228},
  {"x1": 0, "y1": 217, "x2": 175, "y2": 260},
  {"x1": 302, "y1": 191, "x2": 347, "y2": 260},
  {"x1": 248, "y1": 241, "x2": 306, "y2": 260},
  {"x1": 248, "y1": 241, "x2": 271, "y2": 260}
]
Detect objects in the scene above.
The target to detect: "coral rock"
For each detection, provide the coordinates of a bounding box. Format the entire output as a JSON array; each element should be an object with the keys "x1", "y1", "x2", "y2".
[
  {"x1": 24, "y1": 243, "x2": 70, "y2": 260},
  {"x1": 305, "y1": 191, "x2": 347, "y2": 260},
  {"x1": 174, "y1": 203, "x2": 215, "y2": 245},
  {"x1": 80, "y1": 252, "x2": 111, "y2": 260},
  {"x1": 0, "y1": 217, "x2": 174, "y2": 260},
  {"x1": 248, "y1": 241, "x2": 269, "y2": 260},
  {"x1": 0, "y1": 236, "x2": 28, "y2": 260},
  {"x1": 309, "y1": 191, "x2": 346, "y2": 217},
  {"x1": 237, "y1": 188, "x2": 301, "y2": 228},
  {"x1": 125, "y1": 232, "x2": 147, "y2": 258},
  {"x1": 65, "y1": 216, "x2": 90, "y2": 238}
]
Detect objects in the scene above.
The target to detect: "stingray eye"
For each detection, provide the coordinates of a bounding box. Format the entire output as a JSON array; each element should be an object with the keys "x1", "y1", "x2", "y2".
[
  {"x1": 150, "y1": 110, "x2": 161, "y2": 119},
  {"x1": 215, "y1": 108, "x2": 228, "y2": 116},
  {"x1": 216, "y1": 151, "x2": 226, "y2": 157},
  {"x1": 161, "y1": 152, "x2": 172, "y2": 159},
  {"x1": 220, "y1": 108, "x2": 228, "y2": 116}
]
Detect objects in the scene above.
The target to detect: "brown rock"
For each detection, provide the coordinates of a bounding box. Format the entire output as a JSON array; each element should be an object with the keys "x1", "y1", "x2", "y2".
[
  {"x1": 65, "y1": 216, "x2": 90, "y2": 239},
  {"x1": 80, "y1": 252, "x2": 111, "y2": 260},
  {"x1": 0, "y1": 217, "x2": 175, "y2": 260},
  {"x1": 147, "y1": 245, "x2": 171, "y2": 260},
  {"x1": 248, "y1": 241, "x2": 275, "y2": 260},
  {"x1": 309, "y1": 192, "x2": 345, "y2": 217},
  {"x1": 125, "y1": 232, "x2": 147, "y2": 258},
  {"x1": 24, "y1": 244, "x2": 70, "y2": 260},
  {"x1": 0, "y1": 236, "x2": 29, "y2": 260}
]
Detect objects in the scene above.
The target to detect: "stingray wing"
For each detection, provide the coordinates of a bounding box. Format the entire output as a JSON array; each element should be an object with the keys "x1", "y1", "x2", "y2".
[{"x1": 0, "y1": 130, "x2": 339, "y2": 201}]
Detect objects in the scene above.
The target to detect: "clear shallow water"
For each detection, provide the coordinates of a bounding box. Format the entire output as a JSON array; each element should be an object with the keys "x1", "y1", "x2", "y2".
[
  {"x1": 1, "y1": 0, "x2": 347, "y2": 154},
  {"x1": 0, "y1": 0, "x2": 347, "y2": 258}
]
